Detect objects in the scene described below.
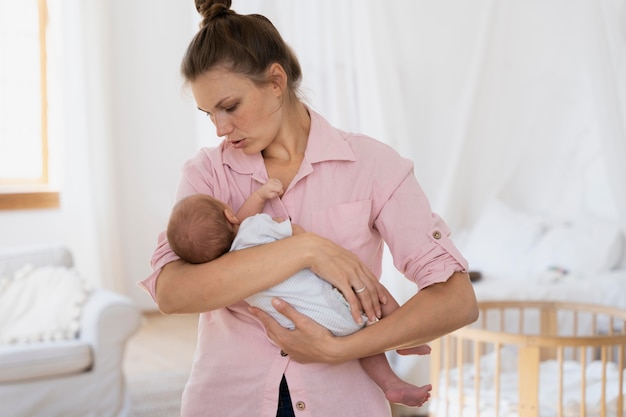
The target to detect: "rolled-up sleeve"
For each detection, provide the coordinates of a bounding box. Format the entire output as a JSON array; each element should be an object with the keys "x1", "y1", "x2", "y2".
[
  {"x1": 375, "y1": 170, "x2": 468, "y2": 290},
  {"x1": 138, "y1": 231, "x2": 181, "y2": 302}
]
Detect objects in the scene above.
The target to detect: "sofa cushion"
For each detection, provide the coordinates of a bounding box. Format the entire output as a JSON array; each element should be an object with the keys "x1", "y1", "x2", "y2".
[{"x1": 0, "y1": 340, "x2": 92, "y2": 383}]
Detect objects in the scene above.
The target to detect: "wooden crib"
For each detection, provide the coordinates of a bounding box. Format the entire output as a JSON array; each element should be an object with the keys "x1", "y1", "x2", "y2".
[{"x1": 429, "y1": 301, "x2": 626, "y2": 417}]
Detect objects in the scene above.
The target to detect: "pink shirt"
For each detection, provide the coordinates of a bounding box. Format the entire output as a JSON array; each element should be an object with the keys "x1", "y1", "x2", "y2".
[{"x1": 139, "y1": 109, "x2": 467, "y2": 417}]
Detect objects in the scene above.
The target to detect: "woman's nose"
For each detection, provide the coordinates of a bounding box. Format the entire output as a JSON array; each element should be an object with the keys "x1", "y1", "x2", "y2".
[{"x1": 214, "y1": 114, "x2": 233, "y2": 137}]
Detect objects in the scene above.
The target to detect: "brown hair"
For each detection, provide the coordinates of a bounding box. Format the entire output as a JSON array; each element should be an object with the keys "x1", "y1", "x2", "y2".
[
  {"x1": 182, "y1": 0, "x2": 302, "y2": 97},
  {"x1": 167, "y1": 194, "x2": 236, "y2": 264}
]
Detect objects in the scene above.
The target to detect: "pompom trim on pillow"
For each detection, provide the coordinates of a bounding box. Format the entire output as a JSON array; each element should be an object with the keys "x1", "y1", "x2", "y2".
[{"x1": 0, "y1": 265, "x2": 93, "y2": 344}]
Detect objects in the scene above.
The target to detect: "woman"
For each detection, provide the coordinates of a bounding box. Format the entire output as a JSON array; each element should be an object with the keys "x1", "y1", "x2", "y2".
[{"x1": 140, "y1": 1, "x2": 478, "y2": 416}]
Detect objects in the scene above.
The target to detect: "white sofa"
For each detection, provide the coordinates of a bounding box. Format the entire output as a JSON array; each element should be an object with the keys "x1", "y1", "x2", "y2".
[{"x1": 0, "y1": 245, "x2": 142, "y2": 417}]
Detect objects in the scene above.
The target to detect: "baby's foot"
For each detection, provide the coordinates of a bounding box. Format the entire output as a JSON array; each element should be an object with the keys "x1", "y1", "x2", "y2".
[
  {"x1": 396, "y1": 344, "x2": 431, "y2": 356},
  {"x1": 385, "y1": 382, "x2": 432, "y2": 407}
]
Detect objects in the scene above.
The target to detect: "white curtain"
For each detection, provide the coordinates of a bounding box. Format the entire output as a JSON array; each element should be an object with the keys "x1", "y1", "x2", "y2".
[
  {"x1": 233, "y1": 0, "x2": 626, "y2": 387},
  {"x1": 49, "y1": 0, "x2": 124, "y2": 292},
  {"x1": 236, "y1": 0, "x2": 626, "y2": 232},
  {"x1": 50, "y1": 0, "x2": 626, "y2": 297},
  {"x1": 233, "y1": 0, "x2": 626, "y2": 303}
]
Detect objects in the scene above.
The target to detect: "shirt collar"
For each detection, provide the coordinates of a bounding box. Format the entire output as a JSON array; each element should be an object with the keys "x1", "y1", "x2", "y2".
[{"x1": 221, "y1": 107, "x2": 356, "y2": 175}]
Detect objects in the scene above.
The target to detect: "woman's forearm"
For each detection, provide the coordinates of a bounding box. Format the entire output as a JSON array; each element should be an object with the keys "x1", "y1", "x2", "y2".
[
  {"x1": 155, "y1": 233, "x2": 317, "y2": 314},
  {"x1": 330, "y1": 271, "x2": 478, "y2": 362}
]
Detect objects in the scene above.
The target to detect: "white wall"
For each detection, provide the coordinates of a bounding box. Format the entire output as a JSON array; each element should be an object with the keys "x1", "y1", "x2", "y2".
[
  {"x1": 0, "y1": 1, "x2": 199, "y2": 310},
  {"x1": 105, "y1": 1, "x2": 200, "y2": 309}
]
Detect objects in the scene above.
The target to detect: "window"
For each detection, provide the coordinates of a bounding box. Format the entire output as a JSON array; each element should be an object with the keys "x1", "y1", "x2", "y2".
[{"x1": 0, "y1": 0, "x2": 59, "y2": 210}]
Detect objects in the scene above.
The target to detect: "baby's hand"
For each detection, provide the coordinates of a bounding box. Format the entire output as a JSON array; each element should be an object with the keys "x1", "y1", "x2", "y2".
[
  {"x1": 257, "y1": 178, "x2": 284, "y2": 200},
  {"x1": 291, "y1": 223, "x2": 306, "y2": 235}
]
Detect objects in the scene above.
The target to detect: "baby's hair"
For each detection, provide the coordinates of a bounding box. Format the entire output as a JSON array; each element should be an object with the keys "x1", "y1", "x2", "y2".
[
  {"x1": 167, "y1": 194, "x2": 236, "y2": 264},
  {"x1": 182, "y1": 0, "x2": 302, "y2": 98}
]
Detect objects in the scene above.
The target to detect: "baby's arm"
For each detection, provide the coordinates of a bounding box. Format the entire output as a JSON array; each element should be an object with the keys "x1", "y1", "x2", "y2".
[{"x1": 236, "y1": 178, "x2": 283, "y2": 221}]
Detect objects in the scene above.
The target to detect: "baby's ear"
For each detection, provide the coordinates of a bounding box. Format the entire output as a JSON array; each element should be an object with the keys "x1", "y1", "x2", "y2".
[{"x1": 224, "y1": 208, "x2": 240, "y2": 225}]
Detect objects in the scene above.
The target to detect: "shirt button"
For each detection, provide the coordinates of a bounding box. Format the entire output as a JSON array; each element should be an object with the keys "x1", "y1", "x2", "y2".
[
  {"x1": 432, "y1": 230, "x2": 442, "y2": 239},
  {"x1": 280, "y1": 350, "x2": 288, "y2": 357},
  {"x1": 296, "y1": 401, "x2": 306, "y2": 410}
]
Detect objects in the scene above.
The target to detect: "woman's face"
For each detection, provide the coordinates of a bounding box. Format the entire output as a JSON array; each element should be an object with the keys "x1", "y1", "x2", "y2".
[{"x1": 191, "y1": 67, "x2": 283, "y2": 155}]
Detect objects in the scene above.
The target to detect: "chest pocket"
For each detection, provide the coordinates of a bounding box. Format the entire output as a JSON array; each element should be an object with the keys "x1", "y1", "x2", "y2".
[{"x1": 311, "y1": 200, "x2": 373, "y2": 253}]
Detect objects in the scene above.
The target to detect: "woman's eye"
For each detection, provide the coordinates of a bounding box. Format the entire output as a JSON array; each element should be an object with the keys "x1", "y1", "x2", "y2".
[{"x1": 225, "y1": 104, "x2": 238, "y2": 112}]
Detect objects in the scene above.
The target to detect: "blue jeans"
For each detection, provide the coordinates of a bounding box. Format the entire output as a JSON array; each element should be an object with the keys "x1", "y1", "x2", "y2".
[{"x1": 276, "y1": 375, "x2": 295, "y2": 417}]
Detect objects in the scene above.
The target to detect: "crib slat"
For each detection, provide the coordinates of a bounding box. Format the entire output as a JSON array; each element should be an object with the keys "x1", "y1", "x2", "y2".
[
  {"x1": 494, "y1": 343, "x2": 501, "y2": 417},
  {"x1": 429, "y1": 338, "x2": 441, "y2": 417},
  {"x1": 444, "y1": 334, "x2": 451, "y2": 417},
  {"x1": 601, "y1": 346, "x2": 607, "y2": 417},
  {"x1": 518, "y1": 346, "x2": 540, "y2": 417},
  {"x1": 474, "y1": 342, "x2": 481, "y2": 417},
  {"x1": 557, "y1": 347, "x2": 564, "y2": 417},
  {"x1": 580, "y1": 347, "x2": 587, "y2": 417},
  {"x1": 619, "y1": 344, "x2": 624, "y2": 417},
  {"x1": 456, "y1": 336, "x2": 464, "y2": 417}
]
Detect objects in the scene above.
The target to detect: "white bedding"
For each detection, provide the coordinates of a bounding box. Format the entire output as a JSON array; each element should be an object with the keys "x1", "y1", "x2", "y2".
[
  {"x1": 431, "y1": 349, "x2": 626, "y2": 417},
  {"x1": 457, "y1": 198, "x2": 626, "y2": 310},
  {"x1": 471, "y1": 269, "x2": 626, "y2": 311}
]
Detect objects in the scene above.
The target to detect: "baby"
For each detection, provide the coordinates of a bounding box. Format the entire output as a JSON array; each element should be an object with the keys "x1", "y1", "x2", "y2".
[{"x1": 166, "y1": 179, "x2": 432, "y2": 407}]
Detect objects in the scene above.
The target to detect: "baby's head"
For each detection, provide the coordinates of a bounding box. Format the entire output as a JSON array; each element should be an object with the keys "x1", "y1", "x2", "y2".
[{"x1": 167, "y1": 194, "x2": 238, "y2": 264}]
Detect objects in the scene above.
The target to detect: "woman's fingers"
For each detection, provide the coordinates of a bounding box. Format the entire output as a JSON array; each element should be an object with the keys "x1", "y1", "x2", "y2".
[
  {"x1": 339, "y1": 270, "x2": 384, "y2": 324},
  {"x1": 352, "y1": 277, "x2": 387, "y2": 323},
  {"x1": 307, "y1": 233, "x2": 385, "y2": 325},
  {"x1": 249, "y1": 298, "x2": 338, "y2": 363}
]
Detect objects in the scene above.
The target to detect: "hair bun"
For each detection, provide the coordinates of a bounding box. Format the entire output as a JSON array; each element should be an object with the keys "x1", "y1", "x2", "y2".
[{"x1": 196, "y1": 0, "x2": 233, "y2": 26}]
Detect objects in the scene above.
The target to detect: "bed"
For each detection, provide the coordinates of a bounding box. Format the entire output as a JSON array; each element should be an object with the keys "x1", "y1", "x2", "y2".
[{"x1": 429, "y1": 301, "x2": 626, "y2": 417}]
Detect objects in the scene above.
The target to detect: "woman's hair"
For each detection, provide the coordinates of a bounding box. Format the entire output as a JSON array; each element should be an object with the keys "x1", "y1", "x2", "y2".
[
  {"x1": 182, "y1": 0, "x2": 302, "y2": 96},
  {"x1": 167, "y1": 194, "x2": 236, "y2": 264}
]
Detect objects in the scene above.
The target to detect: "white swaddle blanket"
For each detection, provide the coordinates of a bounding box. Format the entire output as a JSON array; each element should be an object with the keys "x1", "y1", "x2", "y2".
[{"x1": 233, "y1": 214, "x2": 366, "y2": 336}]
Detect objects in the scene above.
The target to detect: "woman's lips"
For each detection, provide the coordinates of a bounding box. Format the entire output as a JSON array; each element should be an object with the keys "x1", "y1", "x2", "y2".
[{"x1": 230, "y1": 138, "x2": 246, "y2": 148}]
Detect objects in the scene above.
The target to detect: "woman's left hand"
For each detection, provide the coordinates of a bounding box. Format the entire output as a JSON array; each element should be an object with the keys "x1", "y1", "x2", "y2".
[{"x1": 249, "y1": 298, "x2": 347, "y2": 364}]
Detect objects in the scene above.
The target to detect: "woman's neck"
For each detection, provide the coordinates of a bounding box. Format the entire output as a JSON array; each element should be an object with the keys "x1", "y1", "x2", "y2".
[{"x1": 262, "y1": 100, "x2": 310, "y2": 163}]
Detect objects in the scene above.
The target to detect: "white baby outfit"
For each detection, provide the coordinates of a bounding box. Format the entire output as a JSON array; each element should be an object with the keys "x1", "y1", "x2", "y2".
[{"x1": 233, "y1": 213, "x2": 366, "y2": 336}]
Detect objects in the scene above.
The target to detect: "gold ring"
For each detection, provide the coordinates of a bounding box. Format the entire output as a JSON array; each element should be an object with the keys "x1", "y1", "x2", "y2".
[{"x1": 354, "y1": 286, "x2": 366, "y2": 293}]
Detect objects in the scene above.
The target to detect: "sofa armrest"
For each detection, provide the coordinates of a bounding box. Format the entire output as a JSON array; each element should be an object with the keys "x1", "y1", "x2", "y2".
[{"x1": 79, "y1": 289, "x2": 142, "y2": 372}]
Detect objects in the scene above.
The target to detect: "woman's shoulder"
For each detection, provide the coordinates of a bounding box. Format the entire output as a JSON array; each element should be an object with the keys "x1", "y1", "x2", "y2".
[
  {"x1": 310, "y1": 108, "x2": 406, "y2": 164},
  {"x1": 180, "y1": 143, "x2": 239, "y2": 180},
  {"x1": 175, "y1": 144, "x2": 231, "y2": 198},
  {"x1": 339, "y1": 130, "x2": 413, "y2": 172},
  {"x1": 182, "y1": 144, "x2": 224, "y2": 167}
]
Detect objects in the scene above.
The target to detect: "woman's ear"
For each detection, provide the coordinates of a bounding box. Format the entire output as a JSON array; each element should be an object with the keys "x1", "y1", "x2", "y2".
[{"x1": 267, "y1": 63, "x2": 287, "y2": 96}]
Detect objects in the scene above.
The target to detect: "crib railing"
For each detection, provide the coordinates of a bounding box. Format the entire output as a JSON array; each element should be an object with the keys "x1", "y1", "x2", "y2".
[{"x1": 430, "y1": 301, "x2": 626, "y2": 417}]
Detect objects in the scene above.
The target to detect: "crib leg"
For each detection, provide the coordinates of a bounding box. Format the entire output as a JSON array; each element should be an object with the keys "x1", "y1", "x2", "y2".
[{"x1": 518, "y1": 346, "x2": 540, "y2": 417}]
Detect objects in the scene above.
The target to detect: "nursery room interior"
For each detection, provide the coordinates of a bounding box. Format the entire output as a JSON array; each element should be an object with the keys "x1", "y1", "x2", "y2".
[{"x1": 1, "y1": 1, "x2": 625, "y2": 417}]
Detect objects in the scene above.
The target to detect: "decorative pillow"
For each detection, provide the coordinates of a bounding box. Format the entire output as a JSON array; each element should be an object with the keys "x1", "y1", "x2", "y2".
[
  {"x1": 461, "y1": 199, "x2": 549, "y2": 280},
  {"x1": 0, "y1": 265, "x2": 92, "y2": 344},
  {"x1": 530, "y1": 221, "x2": 625, "y2": 276}
]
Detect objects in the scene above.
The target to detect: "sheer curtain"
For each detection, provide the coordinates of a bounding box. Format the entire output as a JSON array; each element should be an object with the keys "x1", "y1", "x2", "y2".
[
  {"x1": 233, "y1": 0, "x2": 626, "y2": 387},
  {"x1": 49, "y1": 0, "x2": 124, "y2": 292},
  {"x1": 50, "y1": 0, "x2": 625, "y2": 299},
  {"x1": 238, "y1": 0, "x2": 626, "y2": 230}
]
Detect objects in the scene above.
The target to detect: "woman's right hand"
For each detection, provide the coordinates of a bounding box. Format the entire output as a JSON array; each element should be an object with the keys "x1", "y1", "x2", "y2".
[{"x1": 303, "y1": 233, "x2": 386, "y2": 324}]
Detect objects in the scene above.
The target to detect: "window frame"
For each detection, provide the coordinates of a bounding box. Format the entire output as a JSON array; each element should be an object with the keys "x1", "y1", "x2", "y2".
[{"x1": 0, "y1": 0, "x2": 59, "y2": 210}]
